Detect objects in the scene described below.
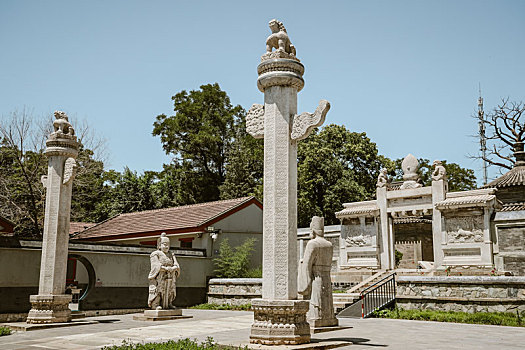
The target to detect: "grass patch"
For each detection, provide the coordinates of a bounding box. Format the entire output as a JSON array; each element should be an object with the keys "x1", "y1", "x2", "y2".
[
  {"x1": 189, "y1": 303, "x2": 252, "y2": 311},
  {"x1": 102, "y1": 337, "x2": 247, "y2": 349},
  {"x1": 372, "y1": 308, "x2": 525, "y2": 327},
  {"x1": 0, "y1": 326, "x2": 11, "y2": 336},
  {"x1": 333, "y1": 289, "x2": 348, "y2": 293}
]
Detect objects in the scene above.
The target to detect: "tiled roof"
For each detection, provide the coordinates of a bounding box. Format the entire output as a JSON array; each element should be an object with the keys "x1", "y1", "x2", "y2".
[
  {"x1": 69, "y1": 222, "x2": 95, "y2": 235},
  {"x1": 500, "y1": 203, "x2": 525, "y2": 212},
  {"x1": 72, "y1": 197, "x2": 261, "y2": 240},
  {"x1": 435, "y1": 194, "x2": 498, "y2": 209},
  {"x1": 336, "y1": 201, "x2": 379, "y2": 218},
  {"x1": 484, "y1": 166, "x2": 525, "y2": 188}
]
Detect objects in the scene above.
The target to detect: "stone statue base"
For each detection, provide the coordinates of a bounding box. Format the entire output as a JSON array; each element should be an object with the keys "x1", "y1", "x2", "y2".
[
  {"x1": 250, "y1": 299, "x2": 310, "y2": 345},
  {"x1": 310, "y1": 317, "x2": 339, "y2": 328},
  {"x1": 26, "y1": 294, "x2": 72, "y2": 324},
  {"x1": 133, "y1": 308, "x2": 193, "y2": 321}
]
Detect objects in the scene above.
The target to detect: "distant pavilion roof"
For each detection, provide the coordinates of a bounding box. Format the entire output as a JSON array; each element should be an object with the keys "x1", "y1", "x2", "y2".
[
  {"x1": 483, "y1": 166, "x2": 525, "y2": 189},
  {"x1": 72, "y1": 196, "x2": 262, "y2": 242}
]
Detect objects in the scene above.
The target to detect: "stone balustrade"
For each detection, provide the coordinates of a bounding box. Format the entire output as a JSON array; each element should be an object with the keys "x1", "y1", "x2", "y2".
[{"x1": 207, "y1": 278, "x2": 262, "y2": 306}]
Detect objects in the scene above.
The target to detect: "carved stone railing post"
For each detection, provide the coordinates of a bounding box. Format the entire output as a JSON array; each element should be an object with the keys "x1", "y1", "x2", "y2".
[
  {"x1": 26, "y1": 111, "x2": 79, "y2": 324},
  {"x1": 431, "y1": 160, "x2": 447, "y2": 269},
  {"x1": 247, "y1": 19, "x2": 329, "y2": 345}
]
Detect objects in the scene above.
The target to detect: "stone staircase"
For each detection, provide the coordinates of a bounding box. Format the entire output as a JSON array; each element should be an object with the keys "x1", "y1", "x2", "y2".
[{"x1": 332, "y1": 270, "x2": 392, "y2": 314}]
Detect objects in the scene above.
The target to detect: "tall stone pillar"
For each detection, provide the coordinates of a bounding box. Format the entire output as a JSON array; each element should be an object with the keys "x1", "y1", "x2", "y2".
[
  {"x1": 376, "y1": 185, "x2": 391, "y2": 270},
  {"x1": 27, "y1": 111, "x2": 79, "y2": 324},
  {"x1": 246, "y1": 19, "x2": 330, "y2": 345},
  {"x1": 431, "y1": 160, "x2": 447, "y2": 269}
]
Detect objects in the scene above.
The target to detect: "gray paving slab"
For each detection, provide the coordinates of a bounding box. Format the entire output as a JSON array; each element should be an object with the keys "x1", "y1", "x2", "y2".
[{"x1": 0, "y1": 309, "x2": 523, "y2": 349}]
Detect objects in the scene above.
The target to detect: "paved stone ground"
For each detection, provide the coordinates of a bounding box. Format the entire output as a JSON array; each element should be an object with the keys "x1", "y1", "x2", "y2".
[{"x1": 1, "y1": 309, "x2": 525, "y2": 349}]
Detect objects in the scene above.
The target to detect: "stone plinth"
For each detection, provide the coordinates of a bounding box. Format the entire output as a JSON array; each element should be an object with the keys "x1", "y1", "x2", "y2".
[
  {"x1": 250, "y1": 299, "x2": 310, "y2": 345},
  {"x1": 26, "y1": 295, "x2": 72, "y2": 324},
  {"x1": 133, "y1": 308, "x2": 193, "y2": 321}
]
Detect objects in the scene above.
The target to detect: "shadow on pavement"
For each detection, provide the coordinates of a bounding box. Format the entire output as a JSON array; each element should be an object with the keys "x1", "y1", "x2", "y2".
[
  {"x1": 96, "y1": 319, "x2": 121, "y2": 323},
  {"x1": 321, "y1": 337, "x2": 388, "y2": 347}
]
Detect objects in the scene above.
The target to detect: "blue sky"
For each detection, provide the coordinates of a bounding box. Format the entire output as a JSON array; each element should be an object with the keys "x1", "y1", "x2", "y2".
[{"x1": 1, "y1": 1, "x2": 524, "y2": 185}]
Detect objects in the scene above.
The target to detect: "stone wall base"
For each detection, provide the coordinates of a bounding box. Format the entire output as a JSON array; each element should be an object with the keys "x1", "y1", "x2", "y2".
[
  {"x1": 397, "y1": 297, "x2": 525, "y2": 314},
  {"x1": 26, "y1": 294, "x2": 72, "y2": 324},
  {"x1": 250, "y1": 299, "x2": 310, "y2": 345}
]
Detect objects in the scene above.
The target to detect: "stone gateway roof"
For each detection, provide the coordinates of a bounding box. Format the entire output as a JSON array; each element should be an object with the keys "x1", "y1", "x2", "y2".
[
  {"x1": 72, "y1": 197, "x2": 262, "y2": 241},
  {"x1": 435, "y1": 194, "x2": 498, "y2": 209},
  {"x1": 484, "y1": 166, "x2": 525, "y2": 188},
  {"x1": 335, "y1": 200, "x2": 379, "y2": 218}
]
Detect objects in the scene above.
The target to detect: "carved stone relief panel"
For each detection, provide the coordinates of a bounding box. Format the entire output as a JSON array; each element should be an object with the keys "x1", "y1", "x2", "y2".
[
  {"x1": 445, "y1": 215, "x2": 484, "y2": 243},
  {"x1": 341, "y1": 218, "x2": 377, "y2": 247}
]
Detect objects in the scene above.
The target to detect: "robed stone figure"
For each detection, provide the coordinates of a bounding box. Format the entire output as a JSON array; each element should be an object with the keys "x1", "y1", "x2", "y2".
[
  {"x1": 298, "y1": 216, "x2": 338, "y2": 327},
  {"x1": 148, "y1": 233, "x2": 180, "y2": 309}
]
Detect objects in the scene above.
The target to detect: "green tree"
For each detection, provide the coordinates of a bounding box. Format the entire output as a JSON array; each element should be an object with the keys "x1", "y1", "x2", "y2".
[
  {"x1": 213, "y1": 238, "x2": 257, "y2": 278},
  {"x1": 98, "y1": 168, "x2": 158, "y2": 218},
  {"x1": 0, "y1": 110, "x2": 109, "y2": 236},
  {"x1": 297, "y1": 124, "x2": 392, "y2": 227},
  {"x1": 153, "y1": 83, "x2": 245, "y2": 204},
  {"x1": 392, "y1": 158, "x2": 477, "y2": 192},
  {"x1": 219, "y1": 121, "x2": 264, "y2": 200}
]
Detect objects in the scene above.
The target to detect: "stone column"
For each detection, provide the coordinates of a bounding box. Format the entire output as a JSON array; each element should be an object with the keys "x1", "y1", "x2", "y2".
[
  {"x1": 246, "y1": 19, "x2": 330, "y2": 345},
  {"x1": 431, "y1": 160, "x2": 447, "y2": 269},
  {"x1": 27, "y1": 111, "x2": 79, "y2": 324}
]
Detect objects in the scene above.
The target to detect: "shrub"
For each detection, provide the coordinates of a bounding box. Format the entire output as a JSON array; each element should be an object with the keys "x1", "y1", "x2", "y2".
[
  {"x1": 102, "y1": 337, "x2": 247, "y2": 349},
  {"x1": 371, "y1": 308, "x2": 525, "y2": 327},
  {"x1": 213, "y1": 238, "x2": 257, "y2": 278},
  {"x1": 394, "y1": 250, "x2": 403, "y2": 267},
  {"x1": 0, "y1": 326, "x2": 11, "y2": 336},
  {"x1": 245, "y1": 266, "x2": 262, "y2": 278},
  {"x1": 189, "y1": 303, "x2": 252, "y2": 311}
]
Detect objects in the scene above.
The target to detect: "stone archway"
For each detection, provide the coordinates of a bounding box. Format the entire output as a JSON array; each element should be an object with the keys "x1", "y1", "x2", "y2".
[
  {"x1": 67, "y1": 254, "x2": 96, "y2": 301},
  {"x1": 393, "y1": 218, "x2": 434, "y2": 269}
]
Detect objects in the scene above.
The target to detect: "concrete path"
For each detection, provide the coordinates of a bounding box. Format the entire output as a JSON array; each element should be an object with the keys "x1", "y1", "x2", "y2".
[{"x1": 1, "y1": 309, "x2": 525, "y2": 349}]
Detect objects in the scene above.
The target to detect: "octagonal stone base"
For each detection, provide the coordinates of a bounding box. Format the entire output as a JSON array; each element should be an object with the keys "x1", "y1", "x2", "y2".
[
  {"x1": 250, "y1": 299, "x2": 311, "y2": 345},
  {"x1": 26, "y1": 294, "x2": 72, "y2": 324}
]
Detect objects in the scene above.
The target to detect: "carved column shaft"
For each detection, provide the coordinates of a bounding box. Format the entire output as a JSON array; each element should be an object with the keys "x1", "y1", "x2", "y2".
[{"x1": 262, "y1": 85, "x2": 298, "y2": 300}]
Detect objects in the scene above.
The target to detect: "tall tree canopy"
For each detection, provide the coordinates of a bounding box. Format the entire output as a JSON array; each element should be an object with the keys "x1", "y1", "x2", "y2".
[
  {"x1": 297, "y1": 124, "x2": 392, "y2": 227},
  {"x1": 153, "y1": 83, "x2": 246, "y2": 203},
  {"x1": 0, "y1": 110, "x2": 107, "y2": 237}
]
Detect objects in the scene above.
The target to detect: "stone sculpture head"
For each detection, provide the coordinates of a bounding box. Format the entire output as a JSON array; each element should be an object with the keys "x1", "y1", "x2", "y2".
[
  {"x1": 310, "y1": 216, "x2": 325, "y2": 238},
  {"x1": 268, "y1": 19, "x2": 280, "y2": 33},
  {"x1": 157, "y1": 232, "x2": 170, "y2": 253},
  {"x1": 433, "y1": 160, "x2": 442, "y2": 167}
]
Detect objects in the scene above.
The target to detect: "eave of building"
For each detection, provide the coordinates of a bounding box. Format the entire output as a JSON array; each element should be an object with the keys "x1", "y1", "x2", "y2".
[
  {"x1": 435, "y1": 189, "x2": 501, "y2": 210},
  {"x1": 483, "y1": 166, "x2": 525, "y2": 188},
  {"x1": 335, "y1": 200, "x2": 379, "y2": 218}
]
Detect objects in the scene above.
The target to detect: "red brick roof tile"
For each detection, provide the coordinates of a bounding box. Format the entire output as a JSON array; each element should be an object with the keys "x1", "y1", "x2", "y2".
[{"x1": 72, "y1": 196, "x2": 261, "y2": 241}]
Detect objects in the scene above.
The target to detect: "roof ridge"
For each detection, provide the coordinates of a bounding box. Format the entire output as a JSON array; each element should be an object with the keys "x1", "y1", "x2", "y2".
[
  {"x1": 196, "y1": 196, "x2": 256, "y2": 226},
  {"x1": 73, "y1": 213, "x2": 121, "y2": 236},
  {"x1": 118, "y1": 196, "x2": 254, "y2": 217}
]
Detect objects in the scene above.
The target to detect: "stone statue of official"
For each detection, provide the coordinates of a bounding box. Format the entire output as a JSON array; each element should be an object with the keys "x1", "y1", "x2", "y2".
[{"x1": 298, "y1": 216, "x2": 338, "y2": 327}]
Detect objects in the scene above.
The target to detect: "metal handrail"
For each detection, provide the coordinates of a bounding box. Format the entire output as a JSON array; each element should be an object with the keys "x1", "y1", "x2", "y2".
[
  {"x1": 360, "y1": 272, "x2": 396, "y2": 318},
  {"x1": 360, "y1": 272, "x2": 396, "y2": 294}
]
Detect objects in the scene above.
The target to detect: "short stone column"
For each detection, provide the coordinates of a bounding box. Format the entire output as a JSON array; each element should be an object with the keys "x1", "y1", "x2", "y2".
[
  {"x1": 246, "y1": 19, "x2": 330, "y2": 345},
  {"x1": 27, "y1": 111, "x2": 79, "y2": 324}
]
